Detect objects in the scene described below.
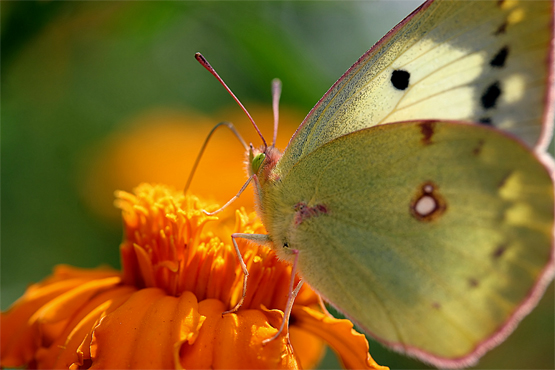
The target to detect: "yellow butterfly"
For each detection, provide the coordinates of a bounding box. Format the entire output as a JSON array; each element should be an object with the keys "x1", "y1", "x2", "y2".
[{"x1": 199, "y1": 0, "x2": 554, "y2": 367}]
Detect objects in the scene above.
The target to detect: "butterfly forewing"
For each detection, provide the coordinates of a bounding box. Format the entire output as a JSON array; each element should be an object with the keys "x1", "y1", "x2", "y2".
[{"x1": 276, "y1": 0, "x2": 554, "y2": 177}]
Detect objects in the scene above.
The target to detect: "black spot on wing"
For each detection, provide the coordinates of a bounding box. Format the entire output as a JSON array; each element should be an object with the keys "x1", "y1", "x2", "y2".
[
  {"x1": 391, "y1": 70, "x2": 410, "y2": 90},
  {"x1": 481, "y1": 82, "x2": 501, "y2": 109},
  {"x1": 490, "y1": 46, "x2": 509, "y2": 68}
]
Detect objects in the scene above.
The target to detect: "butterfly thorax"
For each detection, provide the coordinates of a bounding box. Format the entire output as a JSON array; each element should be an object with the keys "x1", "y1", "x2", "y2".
[{"x1": 247, "y1": 144, "x2": 284, "y2": 230}]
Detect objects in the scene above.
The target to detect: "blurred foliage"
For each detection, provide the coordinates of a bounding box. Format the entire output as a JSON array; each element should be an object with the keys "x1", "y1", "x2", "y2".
[{"x1": 1, "y1": 1, "x2": 553, "y2": 369}]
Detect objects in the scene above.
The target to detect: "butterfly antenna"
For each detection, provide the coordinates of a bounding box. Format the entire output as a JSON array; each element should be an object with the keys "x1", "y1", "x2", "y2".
[
  {"x1": 184, "y1": 121, "x2": 248, "y2": 195},
  {"x1": 271, "y1": 78, "x2": 282, "y2": 147},
  {"x1": 195, "y1": 53, "x2": 267, "y2": 149}
]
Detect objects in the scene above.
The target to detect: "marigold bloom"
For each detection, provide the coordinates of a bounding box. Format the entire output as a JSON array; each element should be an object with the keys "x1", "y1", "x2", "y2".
[{"x1": 1, "y1": 183, "x2": 388, "y2": 369}]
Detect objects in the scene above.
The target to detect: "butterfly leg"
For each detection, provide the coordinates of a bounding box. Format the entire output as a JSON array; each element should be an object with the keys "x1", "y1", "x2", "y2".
[
  {"x1": 223, "y1": 232, "x2": 272, "y2": 315},
  {"x1": 317, "y1": 295, "x2": 334, "y2": 318},
  {"x1": 262, "y1": 248, "x2": 304, "y2": 345},
  {"x1": 203, "y1": 175, "x2": 253, "y2": 216}
]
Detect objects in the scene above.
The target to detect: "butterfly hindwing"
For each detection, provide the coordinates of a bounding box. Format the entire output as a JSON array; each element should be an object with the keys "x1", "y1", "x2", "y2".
[{"x1": 263, "y1": 121, "x2": 554, "y2": 367}]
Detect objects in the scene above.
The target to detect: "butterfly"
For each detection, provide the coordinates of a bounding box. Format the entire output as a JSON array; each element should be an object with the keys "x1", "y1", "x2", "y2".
[{"x1": 199, "y1": 0, "x2": 555, "y2": 367}]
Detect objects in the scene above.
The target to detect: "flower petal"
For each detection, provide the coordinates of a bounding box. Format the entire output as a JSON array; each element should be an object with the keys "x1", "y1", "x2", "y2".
[
  {"x1": 31, "y1": 276, "x2": 122, "y2": 350},
  {"x1": 90, "y1": 289, "x2": 204, "y2": 369},
  {"x1": 179, "y1": 299, "x2": 301, "y2": 369},
  {"x1": 177, "y1": 299, "x2": 220, "y2": 369},
  {"x1": 291, "y1": 306, "x2": 389, "y2": 370},
  {"x1": 1, "y1": 266, "x2": 120, "y2": 368},
  {"x1": 35, "y1": 285, "x2": 136, "y2": 369},
  {"x1": 216, "y1": 308, "x2": 300, "y2": 369},
  {"x1": 289, "y1": 325, "x2": 326, "y2": 370}
]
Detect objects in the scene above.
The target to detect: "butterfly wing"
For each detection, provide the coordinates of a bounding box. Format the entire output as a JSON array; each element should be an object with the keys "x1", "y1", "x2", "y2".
[
  {"x1": 263, "y1": 121, "x2": 554, "y2": 367},
  {"x1": 276, "y1": 0, "x2": 554, "y2": 177}
]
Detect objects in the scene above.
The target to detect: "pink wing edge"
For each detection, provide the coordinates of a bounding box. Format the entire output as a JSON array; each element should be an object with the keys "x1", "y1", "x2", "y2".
[
  {"x1": 537, "y1": 0, "x2": 555, "y2": 152},
  {"x1": 311, "y1": 120, "x2": 555, "y2": 369}
]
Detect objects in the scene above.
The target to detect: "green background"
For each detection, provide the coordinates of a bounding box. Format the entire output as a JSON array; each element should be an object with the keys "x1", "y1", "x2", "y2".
[{"x1": 2, "y1": 1, "x2": 554, "y2": 369}]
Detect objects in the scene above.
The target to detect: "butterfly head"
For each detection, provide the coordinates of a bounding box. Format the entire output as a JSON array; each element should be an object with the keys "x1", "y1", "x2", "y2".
[{"x1": 247, "y1": 144, "x2": 282, "y2": 181}]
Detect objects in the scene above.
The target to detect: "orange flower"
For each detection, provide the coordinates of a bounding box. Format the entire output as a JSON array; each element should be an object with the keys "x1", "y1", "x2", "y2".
[{"x1": 1, "y1": 183, "x2": 388, "y2": 369}]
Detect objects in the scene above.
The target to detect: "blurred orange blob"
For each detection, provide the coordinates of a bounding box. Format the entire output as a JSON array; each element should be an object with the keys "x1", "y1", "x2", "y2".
[{"x1": 79, "y1": 106, "x2": 304, "y2": 223}]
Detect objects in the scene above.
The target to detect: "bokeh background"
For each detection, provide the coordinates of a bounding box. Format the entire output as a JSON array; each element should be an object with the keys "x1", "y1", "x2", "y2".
[{"x1": 2, "y1": 1, "x2": 553, "y2": 369}]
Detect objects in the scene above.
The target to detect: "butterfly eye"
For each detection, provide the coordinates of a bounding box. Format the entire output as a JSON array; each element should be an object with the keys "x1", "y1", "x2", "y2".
[{"x1": 252, "y1": 153, "x2": 266, "y2": 174}]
